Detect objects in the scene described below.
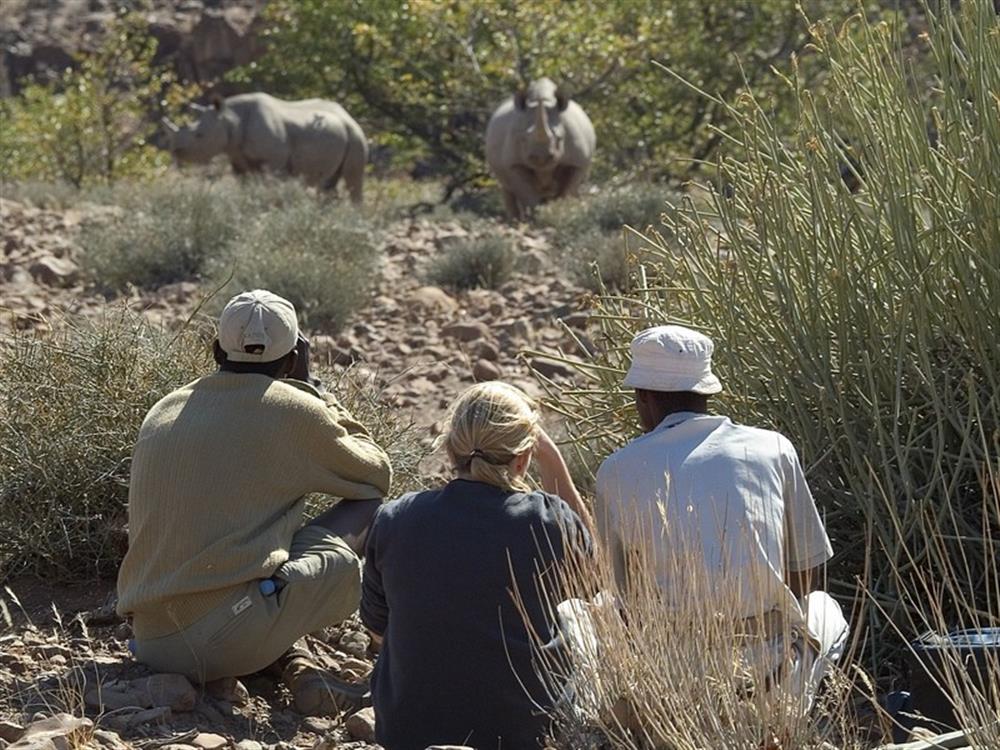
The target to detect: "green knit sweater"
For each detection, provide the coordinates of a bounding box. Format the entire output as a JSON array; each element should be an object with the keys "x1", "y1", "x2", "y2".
[{"x1": 116, "y1": 372, "x2": 392, "y2": 639}]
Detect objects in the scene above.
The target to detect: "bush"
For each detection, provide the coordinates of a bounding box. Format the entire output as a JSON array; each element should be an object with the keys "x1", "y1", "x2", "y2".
[
  {"x1": 81, "y1": 179, "x2": 241, "y2": 291},
  {"x1": 322, "y1": 365, "x2": 430, "y2": 501},
  {"x1": 537, "y1": 184, "x2": 670, "y2": 290},
  {"x1": 538, "y1": 184, "x2": 669, "y2": 237},
  {"x1": 545, "y1": 0, "x2": 1000, "y2": 664},
  {"x1": 0, "y1": 311, "x2": 212, "y2": 580},
  {"x1": 0, "y1": 312, "x2": 432, "y2": 581},
  {"x1": 0, "y1": 12, "x2": 196, "y2": 187},
  {"x1": 426, "y1": 234, "x2": 515, "y2": 291},
  {"x1": 223, "y1": 199, "x2": 378, "y2": 330}
]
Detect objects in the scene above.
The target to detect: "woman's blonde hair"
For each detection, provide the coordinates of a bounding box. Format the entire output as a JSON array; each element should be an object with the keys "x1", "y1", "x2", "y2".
[{"x1": 444, "y1": 382, "x2": 540, "y2": 492}]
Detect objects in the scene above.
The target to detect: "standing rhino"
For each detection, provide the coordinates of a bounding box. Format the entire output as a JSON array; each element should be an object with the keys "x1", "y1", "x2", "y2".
[
  {"x1": 485, "y1": 78, "x2": 596, "y2": 220},
  {"x1": 162, "y1": 92, "x2": 368, "y2": 204}
]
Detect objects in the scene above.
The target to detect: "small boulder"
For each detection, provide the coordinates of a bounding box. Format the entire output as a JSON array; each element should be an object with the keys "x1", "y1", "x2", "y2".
[
  {"x1": 344, "y1": 707, "x2": 376, "y2": 741},
  {"x1": 407, "y1": 286, "x2": 458, "y2": 315},
  {"x1": 191, "y1": 733, "x2": 229, "y2": 750},
  {"x1": 472, "y1": 340, "x2": 500, "y2": 362},
  {"x1": 472, "y1": 359, "x2": 501, "y2": 382},
  {"x1": 27, "y1": 256, "x2": 79, "y2": 287},
  {"x1": 8, "y1": 714, "x2": 92, "y2": 750},
  {"x1": 441, "y1": 321, "x2": 490, "y2": 342},
  {"x1": 530, "y1": 357, "x2": 576, "y2": 380},
  {"x1": 0, "y1": 722, "x2": 25, "y2": 743},
  {"x1": 139, "y1": 673, "x2": 197, "y2": 712}
]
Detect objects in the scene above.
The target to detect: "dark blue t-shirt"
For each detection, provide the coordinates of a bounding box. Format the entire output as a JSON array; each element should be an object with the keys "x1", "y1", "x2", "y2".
[{"x1": 360, "y1": 479, "x2": 591, "y2": 750}]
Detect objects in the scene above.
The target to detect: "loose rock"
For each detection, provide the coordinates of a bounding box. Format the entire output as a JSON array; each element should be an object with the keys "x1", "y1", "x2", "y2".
[
  {"x1": 191, "y1": 733, "x2": 229, "y2": 750},
  {"x1": 344, "y1": 707, "x2": 376, "y2": 741},
  {"x1": 441, "y1": 321, "x2": 490, "y2": 342},
  {"x1": 472, "y1": 359, "x2": 501, "y2": 382},
  {"x1": 0, "y1": 722, "x2": 25, "y2": 744},
  {"x1": 8, "y1": 714, "x2": 92, "y2": 750}
]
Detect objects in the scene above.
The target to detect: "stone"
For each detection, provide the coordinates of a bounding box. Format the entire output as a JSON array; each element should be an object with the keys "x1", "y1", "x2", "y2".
[
  {"x1": 206, "y1": 677, "x2": 249, "y2": 706},
  {"x1": 27, "y1": 256, "x2": 79, "y2": 287},
  {"x1": 139, "y1": 673, "x2": 197, "y2": 712},
  {"x1": 126, "y1": 706, "x2": 171, "y2": 727},
  {"x1": 441, "y1": 321, "x2": 490, "y2": 342},
  {"x1": 561, "y1": 311, "x2": 591, "y2": 329},
  {"x1": 407, "y1": 286, "x2": 458, "y2": 315},
  {"x1": 472, "y1": 359, "x2": 501, "y2": 382},
  {"x1": 338, "y1": 630, "x2": 370, "y2": 658},
  {"x1": 8, "y1": 714, "x2": 92, "y2": 750},
  {"x1": 235, "y1": 742, "x2": 263, "y2": 750},
  {"x1": 472, "y1": 340, "x2": 500, "y2": 362},
  {"x1": 92, "y1": 730, "x2": 129, "y2": 750},
  {"x1": 497, "y1": 318, "x2": 531, "y2": 341},
  {"x1": 344, "y1": 707, "x2": 376, "y2": 741},
  {"x1": 0, "y1": 723, "x2": 24, "y2": 743},
  {"x1": 529, "y1": 357, "x2": 577, "y2": 379},
  {"x1": 191, "y1": 733, "x2": 229, "y2": 750}
]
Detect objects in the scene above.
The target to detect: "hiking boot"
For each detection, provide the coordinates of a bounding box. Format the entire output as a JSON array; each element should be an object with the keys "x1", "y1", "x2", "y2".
[
  {"x1": 205, "y1": 676, "x2": 249, "y2": 706},
  {"x1": 282, "y1": 655, "x2": 370, "y2": 716}
]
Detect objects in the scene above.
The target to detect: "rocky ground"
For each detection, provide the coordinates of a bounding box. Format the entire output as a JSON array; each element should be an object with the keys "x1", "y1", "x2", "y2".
[{"x1": 0, "y1": 193, "x2": 596, "y2": 750}]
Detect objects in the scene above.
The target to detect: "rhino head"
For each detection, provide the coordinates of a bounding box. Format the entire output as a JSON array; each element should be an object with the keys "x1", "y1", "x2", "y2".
[
  {"x1": 514, "y1": 78, "x2": 569, "y2": 171},
  {"x1": 161, "y1": 96, "x2": 229, "y2": 163}
]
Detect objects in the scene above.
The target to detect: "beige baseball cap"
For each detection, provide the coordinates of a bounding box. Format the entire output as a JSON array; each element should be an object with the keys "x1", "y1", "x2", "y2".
[
  {"x1": 218, "y1": 289, "x2": 299, "y2": 363},
  {"x1": 623, "y1": 325, "x2": 722, "y2": 394}
]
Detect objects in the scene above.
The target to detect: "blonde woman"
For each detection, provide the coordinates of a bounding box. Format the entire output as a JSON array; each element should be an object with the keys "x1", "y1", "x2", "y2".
[{"x1": 360, "y1": 382, "x2": 592, "y2": 750}]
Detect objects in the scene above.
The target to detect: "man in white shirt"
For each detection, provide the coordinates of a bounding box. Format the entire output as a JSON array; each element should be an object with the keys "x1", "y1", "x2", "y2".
[{"x1": 594, "y1": 325, "x2": 848, "y2": 710}]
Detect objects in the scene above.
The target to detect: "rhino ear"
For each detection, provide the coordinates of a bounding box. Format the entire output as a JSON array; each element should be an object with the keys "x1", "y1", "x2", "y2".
[
  {"x1": 514, "y1": 90, "x2": 528, "y2": 111},
  {"x1": 211, "y1": 94, "x2": 223, "y2": 111},
  {"x1": 555, "y1": 89, "x2": 569, "y2": 112}
]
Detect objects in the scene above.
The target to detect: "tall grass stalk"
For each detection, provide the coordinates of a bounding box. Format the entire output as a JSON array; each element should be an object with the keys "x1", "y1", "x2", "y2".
[
  {"x1": 513, "y1": 515, "x2": 875, "y2": 749},
  {"x1": 544, "y1": 0, "x2": 999, "y2": 663}
]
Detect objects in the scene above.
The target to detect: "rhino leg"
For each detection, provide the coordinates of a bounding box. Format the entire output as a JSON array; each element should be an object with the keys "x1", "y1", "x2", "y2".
[
  {"x1": 554, "y1": 164, "x2": 588, "y2": 199},
  {"x1": 495, "y1": 165, "x2": 542, "y2": 221},
  {"x1": 341, "y1": 145, "x2": 366, "y2": 206},
  {"x1": 501, "y1": 190, "x2": 522, "y2": 221}
]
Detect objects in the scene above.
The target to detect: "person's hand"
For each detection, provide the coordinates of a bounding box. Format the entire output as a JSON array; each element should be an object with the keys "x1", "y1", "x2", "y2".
[
  {"x1": 286, "y1": 333, "x2": 312, "y2": 383},
  {"x1": 533, "y1": 428, "x2": 565, "y2": 471}
]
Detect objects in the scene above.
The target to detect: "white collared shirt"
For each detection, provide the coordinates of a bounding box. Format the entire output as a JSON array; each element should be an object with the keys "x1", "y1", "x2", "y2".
[{"x1": 595, "y1": 412, "x2": 833, "y2": 618}]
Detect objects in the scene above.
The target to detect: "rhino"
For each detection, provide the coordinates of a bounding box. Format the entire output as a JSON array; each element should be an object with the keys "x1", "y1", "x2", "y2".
[
  {"x1": 162, "y1": 92, "x2": 368, "y2": 204},
  {"x1": 485, "y1": 78, "x2": 596, "y2": 220}
]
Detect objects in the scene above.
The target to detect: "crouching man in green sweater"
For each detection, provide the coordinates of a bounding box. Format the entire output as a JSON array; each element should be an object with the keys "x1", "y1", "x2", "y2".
[{"x1": 116, "y1": 289, "x2": 393, "y2": 715}]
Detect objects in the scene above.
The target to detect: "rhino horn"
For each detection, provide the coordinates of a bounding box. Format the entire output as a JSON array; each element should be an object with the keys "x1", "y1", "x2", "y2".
[
  {"x1": 161, "y1": 117, "x2": 180, "y2": 134},
  {"x1": 532, "y1": 101, "x2": 551, "y2": 144}
]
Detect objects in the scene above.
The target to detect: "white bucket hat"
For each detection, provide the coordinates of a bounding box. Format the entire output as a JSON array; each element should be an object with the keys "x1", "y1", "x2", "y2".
[
  {"x1": 218, "y1": 289, "x2": 299, "y2": 363},
  {"x1": 623, "y1": 325, "x2": 723, "y2": 394}
]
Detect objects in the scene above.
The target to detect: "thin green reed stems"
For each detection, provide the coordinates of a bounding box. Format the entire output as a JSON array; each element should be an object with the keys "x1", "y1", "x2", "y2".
[{"x1": 546, "y1": 0, "x2": 1000, "y2": 670}]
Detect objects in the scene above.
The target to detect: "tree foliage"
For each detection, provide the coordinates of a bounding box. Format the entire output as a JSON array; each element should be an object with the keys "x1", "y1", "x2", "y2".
[
  {"x1": 0, "y1": 12, "x2": 197, "y2": 187},
  {"x1": 239, "y1": 0, "x2": 876, "y2": 193}
]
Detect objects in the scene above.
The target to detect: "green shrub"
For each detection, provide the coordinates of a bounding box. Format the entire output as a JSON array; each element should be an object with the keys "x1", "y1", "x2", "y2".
[
  {"x1": 0, "y1": 311, "x2": 212, "y2": 579},
  {"x1": 80, "y1": 180, "x2": 241, "y2": 291},
  {"x1": 0, "y1": 311, "x2": 431, "y2": 581},
  {"x1": 538, "y1": 184, "x2": 669, "y2": 290},
  {"x1": 322, "y1": 365, "x2": 430, "y2": 500},
  {"x1": 538, "y1": 184, "x2": 669, "y2": 236},
  {"x1": 223, "y1": 200, "x2": 378, "y2": 331},
  {"x1": 545, "y1": 0, "x2": 1000, "y2": 662},
  {"x1": 0, "y1": 12, "x2": 197, "y2": 187},
  {"x1": 426, "y1": 234, "x2": 515, "y2": 291},
  {"x1": 239, "y1": 0, "x2": 879, "y2": 189}
]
